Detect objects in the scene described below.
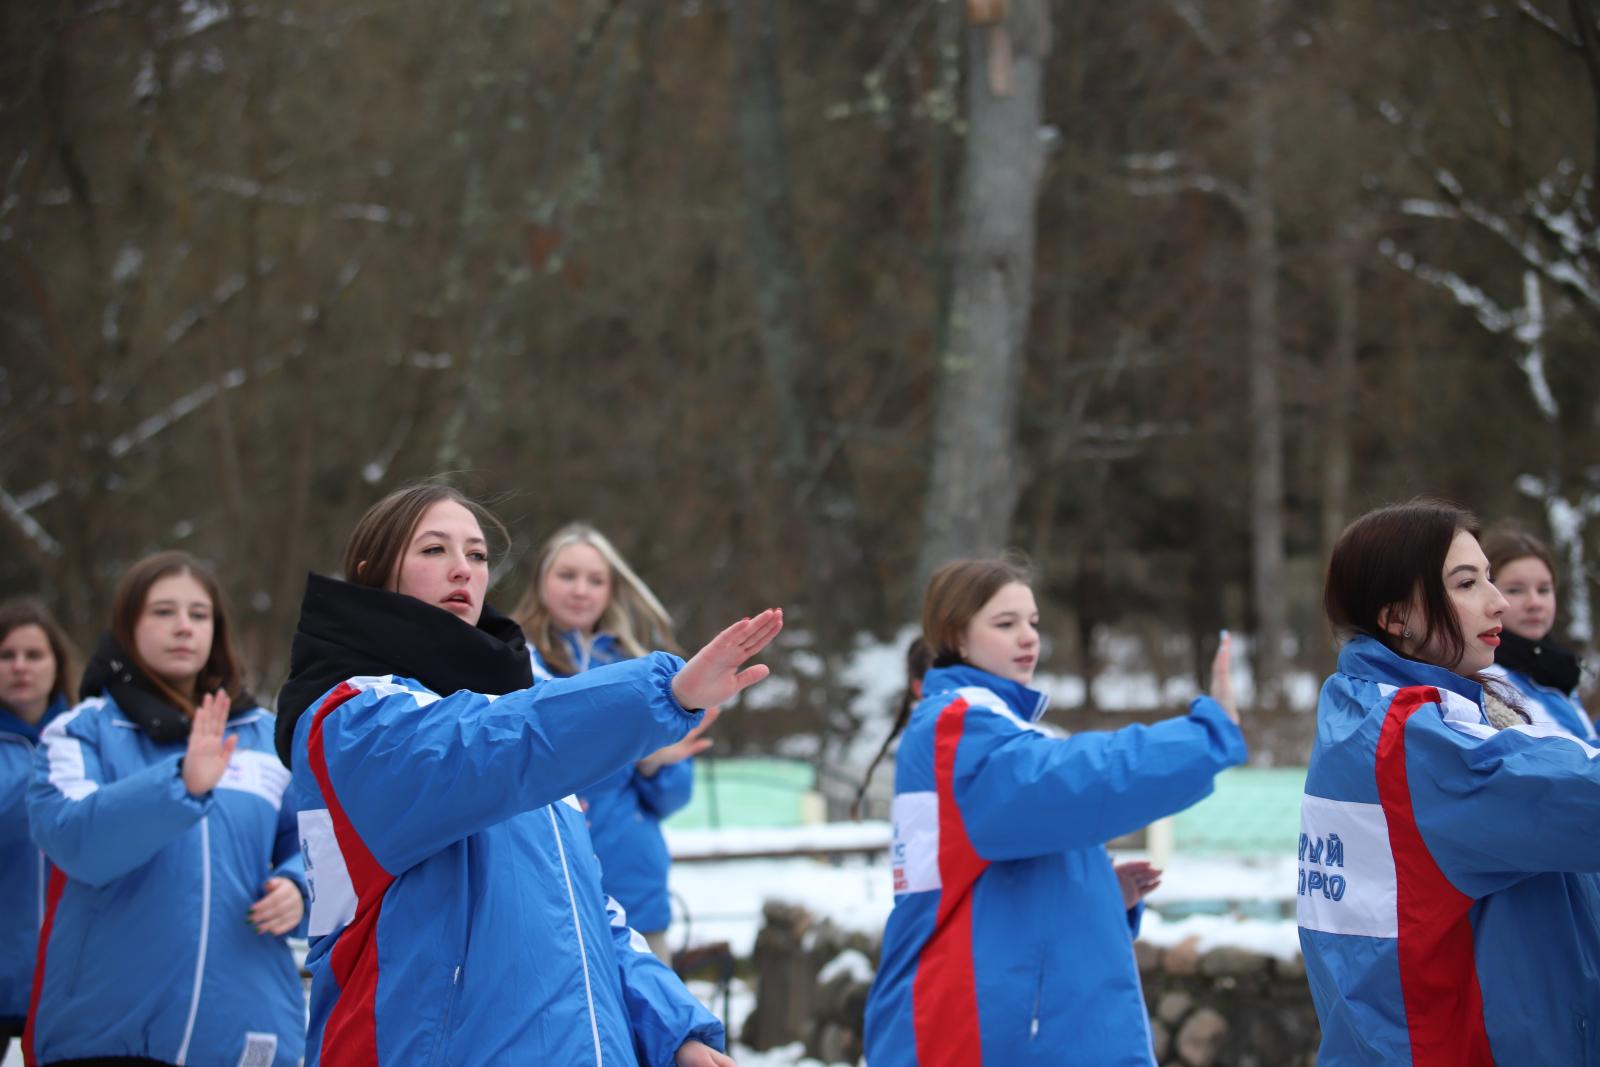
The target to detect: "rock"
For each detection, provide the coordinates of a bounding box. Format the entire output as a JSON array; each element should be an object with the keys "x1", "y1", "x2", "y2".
[
  {"x1": 1156, "y1": 991, "x2": 1194, "y2": 1025},
  {"x1": 1200, "y1": 947, "x2": 1271, "y2": 978},
  {"x1": 1150, "y1": 1019, "x2": 1171, "y2": 1061},
  {"x1": 1163, "y1": 935, "x2": 1202, "y2": 976},
  {"x1": 1134, "y1": 938, "x2": 1165, "y2": 974},
  {"x1": 1274, "y1": 953, "x2": 1306, "y2": 981},
  {"x1": 1175, "y1": 1007, "x2": 1229, "y2": 1067}
]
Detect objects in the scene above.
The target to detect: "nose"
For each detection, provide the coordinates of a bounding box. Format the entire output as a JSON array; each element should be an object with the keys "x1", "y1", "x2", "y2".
[
  {"x1": 448, "y1": 549, "x2": 471, "y2": 582},
  {"x1": 1488, "y1": 585, "x2": 1509, "y2": 618}
]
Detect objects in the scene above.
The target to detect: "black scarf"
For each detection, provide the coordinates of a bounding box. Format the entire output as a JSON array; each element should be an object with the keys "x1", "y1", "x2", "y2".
[
  {"x1": 80, "y1": 633, "x2": 259, "y2": 744},
  {"x1": 274, "y1": 572, "x2": 534, "y2": 767},
  {"x1": 1495, "y1": 628, "x2": 1582, "y2": 695}
]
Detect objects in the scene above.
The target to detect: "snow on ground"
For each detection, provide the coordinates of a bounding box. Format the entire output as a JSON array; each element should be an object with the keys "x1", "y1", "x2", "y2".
[{"x1": 666, "y1": 835, "x2": 1298, "y2": 960}]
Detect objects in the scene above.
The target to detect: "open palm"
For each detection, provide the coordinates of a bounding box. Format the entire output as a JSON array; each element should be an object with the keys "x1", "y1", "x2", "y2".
[{"x1": 671, "y1": 609, "x2": 783, "y2": 711}]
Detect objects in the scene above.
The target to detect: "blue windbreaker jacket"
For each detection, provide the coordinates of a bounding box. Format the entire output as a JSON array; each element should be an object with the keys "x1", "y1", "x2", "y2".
[
  {"x1": 287, "y1": 657, "x2": 723, "y2": 1066},
  {"x1": 1299, "y1": 636, "x2": 1600, "y2": 1065},
  {"x1": 532, "y1": 634, "x2": 695, "y2": 932},
  {"x1": 0, "y1": 696, "x2": 64, "y2": 1023},
  {"x1": 26, "y1": 696, "x2": 306, "y2": 1066},
  {"x1": 863, "y1": 665, "x2": 1247, "y2": 1067},
  {"x1": 1484, "y1": 662, "x2": 1597, "y2": 742}
]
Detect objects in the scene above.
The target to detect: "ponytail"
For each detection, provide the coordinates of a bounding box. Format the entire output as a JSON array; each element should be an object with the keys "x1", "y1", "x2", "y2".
[{"x1": 851, "y1": 637, "x2": 934, "y2": 820}]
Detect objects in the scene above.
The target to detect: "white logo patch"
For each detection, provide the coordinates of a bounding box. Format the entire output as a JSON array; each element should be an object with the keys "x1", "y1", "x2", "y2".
[
  {"x1": 237, "y1": 1032, "x2": 277, "y2": 1067},
  {"x1": 891, "y1": 791, "x2": 940, "y2": 895},
  {"x1": 217, "y1": 750, "x2": 291, "y2": 809},
  {"x1": 1296, "y1": 793, "x2": 1397, "y2": 938},
  {"x1": 299, "y1": 808, "x2": 357, "y2": 937}
]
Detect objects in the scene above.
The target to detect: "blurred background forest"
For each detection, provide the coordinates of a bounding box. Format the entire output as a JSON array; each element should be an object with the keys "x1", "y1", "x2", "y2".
[{"x1": 2, "y1": 0, "x2": 1597, "y2": 762}]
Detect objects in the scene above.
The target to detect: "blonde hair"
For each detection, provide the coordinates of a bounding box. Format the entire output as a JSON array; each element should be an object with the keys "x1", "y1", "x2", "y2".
[{"x1": 512, "y1": 523, "x2": 679, "y2": 675}]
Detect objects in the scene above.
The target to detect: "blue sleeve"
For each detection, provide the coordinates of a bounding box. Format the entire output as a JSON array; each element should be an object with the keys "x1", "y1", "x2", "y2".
[
  {"x1": 606, "y1": 895, "x2": 724, "y2": 1065},
  {"x1": 953, "y1": 697, "x2": 1247, "y2": 861},
  {"x1": 28, "y1": 707, "x2": 211, "y2": 886},
  {"x1": 1127, "y1": 900, "x2": 1145, "y2": 938},
  {"x1": 0, "y1": 740, "x2": 32, "y2": 848},
  {"x1": 633, "y1": 760, "x2": 694, "y2": 820},
  {"x1": 1404, "y1": 710, "x2": 1600, "y2": 898},
  {"x1": 305, "y1": 653, "x2": 701, "y2": 875}
]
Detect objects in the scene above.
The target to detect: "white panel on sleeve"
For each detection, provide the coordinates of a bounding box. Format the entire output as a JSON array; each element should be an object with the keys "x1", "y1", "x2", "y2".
[
  {"x1": 299, "y1": 808, "x2": 357, "y2": 937},
  {"x1": 1296, "y1": 793, "x2": 1397, "y2": 938},
  {"x1": 43, "y1": 706, "x2": 99, "y2": 800},
  {"x1": 216, "y1": 749, "x2": 291, "y2": 809},
  {"x1": 891, "y1": 790, "x2": 940, "y2": 895}
]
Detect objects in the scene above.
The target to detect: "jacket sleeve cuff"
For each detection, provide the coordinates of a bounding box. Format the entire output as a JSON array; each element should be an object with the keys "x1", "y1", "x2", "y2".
[{"x1": 1187, "y1": 695, "x2": 1249, "y2": 767}]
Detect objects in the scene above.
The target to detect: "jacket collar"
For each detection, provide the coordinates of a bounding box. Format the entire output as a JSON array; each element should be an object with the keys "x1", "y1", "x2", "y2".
[
  {"x1": 559, "y1": 630, "x2": 621, "y2": 672},
  {"x1": 80, "y1": 634, "x2": 259, "y2": 746},
  {"x1": 276, "y1": 572, "x2": 533, "y2": 767},
  {"x1": 0, "y1": 693, "x2": 68, "y2": 743},
  {"x1": 924, "y1": 663, "x2": 1051, "y2": 723},
  {"x1": 1336, "y1": 634, "x2": 1482, "y2": 704}
]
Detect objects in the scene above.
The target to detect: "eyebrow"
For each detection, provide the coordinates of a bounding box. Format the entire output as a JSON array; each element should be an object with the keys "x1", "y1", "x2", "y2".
[
  {"x1": 1446, "y1": 564, "x2": 1480, "y2": 577},
  {"x1": 413, "y1": 530, "x2": 487, "y2": 546}
]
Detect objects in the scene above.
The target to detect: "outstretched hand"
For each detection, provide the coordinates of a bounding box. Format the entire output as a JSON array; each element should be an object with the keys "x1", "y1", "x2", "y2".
[
  {"x1": 639, "y1": 705, "x2": 721, "y2": 777},
  {"x1": 182, "y1": 690, "x2": 237, "y2": 797},
  {"x1": 671, "y1": 609, "x2": 783, "y2": 712},
  {"x1": 1114, "y1": 860, "x2": 1163, "y2": 910},
  {"x1": 675, "y1": 1040, "x2": 737, "y2": 1067},
  {"x1": 1210, "y1": 630, "x2": 1239, "y2": 725}
]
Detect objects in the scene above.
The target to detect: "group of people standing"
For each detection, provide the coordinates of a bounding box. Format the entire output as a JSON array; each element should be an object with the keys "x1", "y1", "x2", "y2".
[
  {"x1": 2, "y1": 485, "x2": 751, "y2": 1066},
  {"x1": 0, "y1": 486, "x2": 1595, "y2": 1066}
]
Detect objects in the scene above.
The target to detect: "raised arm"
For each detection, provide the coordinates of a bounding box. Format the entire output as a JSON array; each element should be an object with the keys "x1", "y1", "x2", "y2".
[
  {"x1": 28, "y1": 704, "x2": 211, "y2": 886},
  {"x1": 302, "y1": 654, "x2": 703, "y2": 874}
]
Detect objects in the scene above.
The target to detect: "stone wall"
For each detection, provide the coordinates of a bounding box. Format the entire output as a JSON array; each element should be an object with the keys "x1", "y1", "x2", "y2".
[{"x1": 742, "y1": 903, "x2": 1319, "y2": 1067}]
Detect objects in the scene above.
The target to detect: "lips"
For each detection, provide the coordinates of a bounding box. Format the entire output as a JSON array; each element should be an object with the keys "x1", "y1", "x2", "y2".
[
  {"x1": 443, "y1": 592, "x2": 473, "y2": 609},
  {"x1": 1479, "y1": 627, "x2": 1502, "y2": 647}
]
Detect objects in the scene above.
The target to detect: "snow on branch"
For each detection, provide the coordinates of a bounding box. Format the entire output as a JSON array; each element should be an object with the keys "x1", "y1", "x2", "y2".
[
  {"x1": 1127, "y1": 152, "x2": 1248, "y2": 213},
  {"x1": 1516, "y1": 0, "x2": 1582, "y2": 48},
  {"x1": 108, "y1": 367, "x2": 247, "y2": 458},
  {"x1": 0, "y1": 484, "x2": 61, "y2": 557},
  {"x1": 1377, "y1": 238, "x2": 1516, "y2": 333},
  {"x1": 1515, "y1": 271, "x2": 1559, "y2": 420}
]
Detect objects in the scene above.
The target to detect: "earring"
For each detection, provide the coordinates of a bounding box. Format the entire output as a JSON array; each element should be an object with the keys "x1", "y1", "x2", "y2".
[{"x1": 1401, "y1": 628, "x2": 1412, "y2": 640}]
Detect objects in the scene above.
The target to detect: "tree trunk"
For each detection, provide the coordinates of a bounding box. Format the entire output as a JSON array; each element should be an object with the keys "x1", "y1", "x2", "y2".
[
  {"x1": 1247, "y1": 0, "x2": 1287, "y2": 709},
  {"x1": 916, "y1": 0, "x2": 1051, "y2": 585}
]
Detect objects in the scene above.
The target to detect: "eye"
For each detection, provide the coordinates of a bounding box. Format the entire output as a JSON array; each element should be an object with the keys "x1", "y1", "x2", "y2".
[
  {"x1": 421, "y1": 544, "x2": 445, "y2": 556},
  {"x1": 469, "y1": 550, "x2": 489, "y2": 563}
]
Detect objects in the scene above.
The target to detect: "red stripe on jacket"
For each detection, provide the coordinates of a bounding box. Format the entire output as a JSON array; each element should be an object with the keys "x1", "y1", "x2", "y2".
[
  {"x1": 21, "y1": 867, "x2": 67, "y2": 1067},
  {"x1": 1374, "y1": 685, "x2": 1494, "y2": 1067},
  {"x1": 307, "y1": 682, "x2": 398, "y2": 1066},
  {"x1": 912, "y1": 698, "x2": 991, "y2": 1066}
]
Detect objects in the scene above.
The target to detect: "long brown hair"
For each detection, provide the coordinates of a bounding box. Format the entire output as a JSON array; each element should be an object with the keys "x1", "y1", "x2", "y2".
[
  {"x1": 511, "y1": 522, "x2": 678, "y2": 676},
  {"x1": 111, "y1": 551, "x2": 243, "y2": 713},
  {"x1": 0, "y1": 598, "x2": 78, "y2": 708},
  {"x1": 852, "y1": 635, "x2": 934, "y2": 820},
  {"x1": 1324, "y1": 498, "x2": 1479, "y2": 671},
  {"x1": 344, "y1": 482, "x2": 509, "y2": 591}
]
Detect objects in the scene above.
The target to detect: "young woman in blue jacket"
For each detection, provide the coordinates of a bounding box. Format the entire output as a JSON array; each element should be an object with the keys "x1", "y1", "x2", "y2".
[
  {"x1": 26, "y1": 552, "x2": 306, "y2": 1067},
  {"x1": 277, "y1": 484, "x2": 779, "y2": 1066},
  {"x1": 863, "y1": 557, "x2": 1246, "y2": 1067},
  {"x1": 0, "y1": 600, "x2": 75, "y2": 1056},
  {"x1": 1301, "y1": 500, "x2": 1600, "y2": 1065},
  {"x1": 513, "y1": 523, "x2": 714, "y2": 962},
  {"x1": 1480, "y1": 526, "x2": 1596, "y2": 740}
]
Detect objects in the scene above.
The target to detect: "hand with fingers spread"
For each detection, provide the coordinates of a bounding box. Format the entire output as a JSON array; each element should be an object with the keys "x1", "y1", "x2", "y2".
[
  {"x1": 638, "y1": 705, "x2": 720, "y2": 778},
  {"x1": 670, "y1": 609, "x2": 783, "y2": 712},
  {"x1": 1210, "y1": 630, "x2": 1239, "y2": 725},
  {"x1": 248, "y1": 876, "x2": 305, "y2": 936},
  {"x1": 182, "y1": 689, "x2": 238, "y2": 797},
  {"x1": 675, "y1": 1039, "x2": 737, "y2": 1067},
  {"x1": 1114, "y1": 860, "x2": 1163, "y2": 910}
]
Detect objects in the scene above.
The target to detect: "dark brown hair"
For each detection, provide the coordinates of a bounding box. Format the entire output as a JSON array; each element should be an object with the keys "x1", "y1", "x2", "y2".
[
  {"x1": 344, "y1": 483, "x2": 509, "y2": 591},
  {"x1": 111, "y1": 551, "x2": 243, "y2": 713},
  {"x1": 1324, "y1": 498, "x2": 1480, "y2": 671},
  {"x1": 0, "y1": 598, "x2": 78, "y2": 707},
  {"x1": 1482, "y1": 527, "x2": 1558, "y2": 590},
  {"x1": 852, "y1": 636, "x2": 935, "y2": 820},
  {"x1": 921, "y1": 556, "x2": 1033, "y2": 666}
]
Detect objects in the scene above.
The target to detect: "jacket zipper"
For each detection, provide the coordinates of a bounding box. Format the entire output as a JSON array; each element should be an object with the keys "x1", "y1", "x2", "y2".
[
  {"x1": 174, "y1": 816, "x2": 212, "y2": 1065},
  {"x1": 548, "y1": 805, "x2": 603, "y2": 1066},
  {"x1": 1029, "y1": 960, "x2": 1043, "y2": 1039},
  {"x1": 427, "y1": 964, "x2": 464, "y2": 1067}
]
